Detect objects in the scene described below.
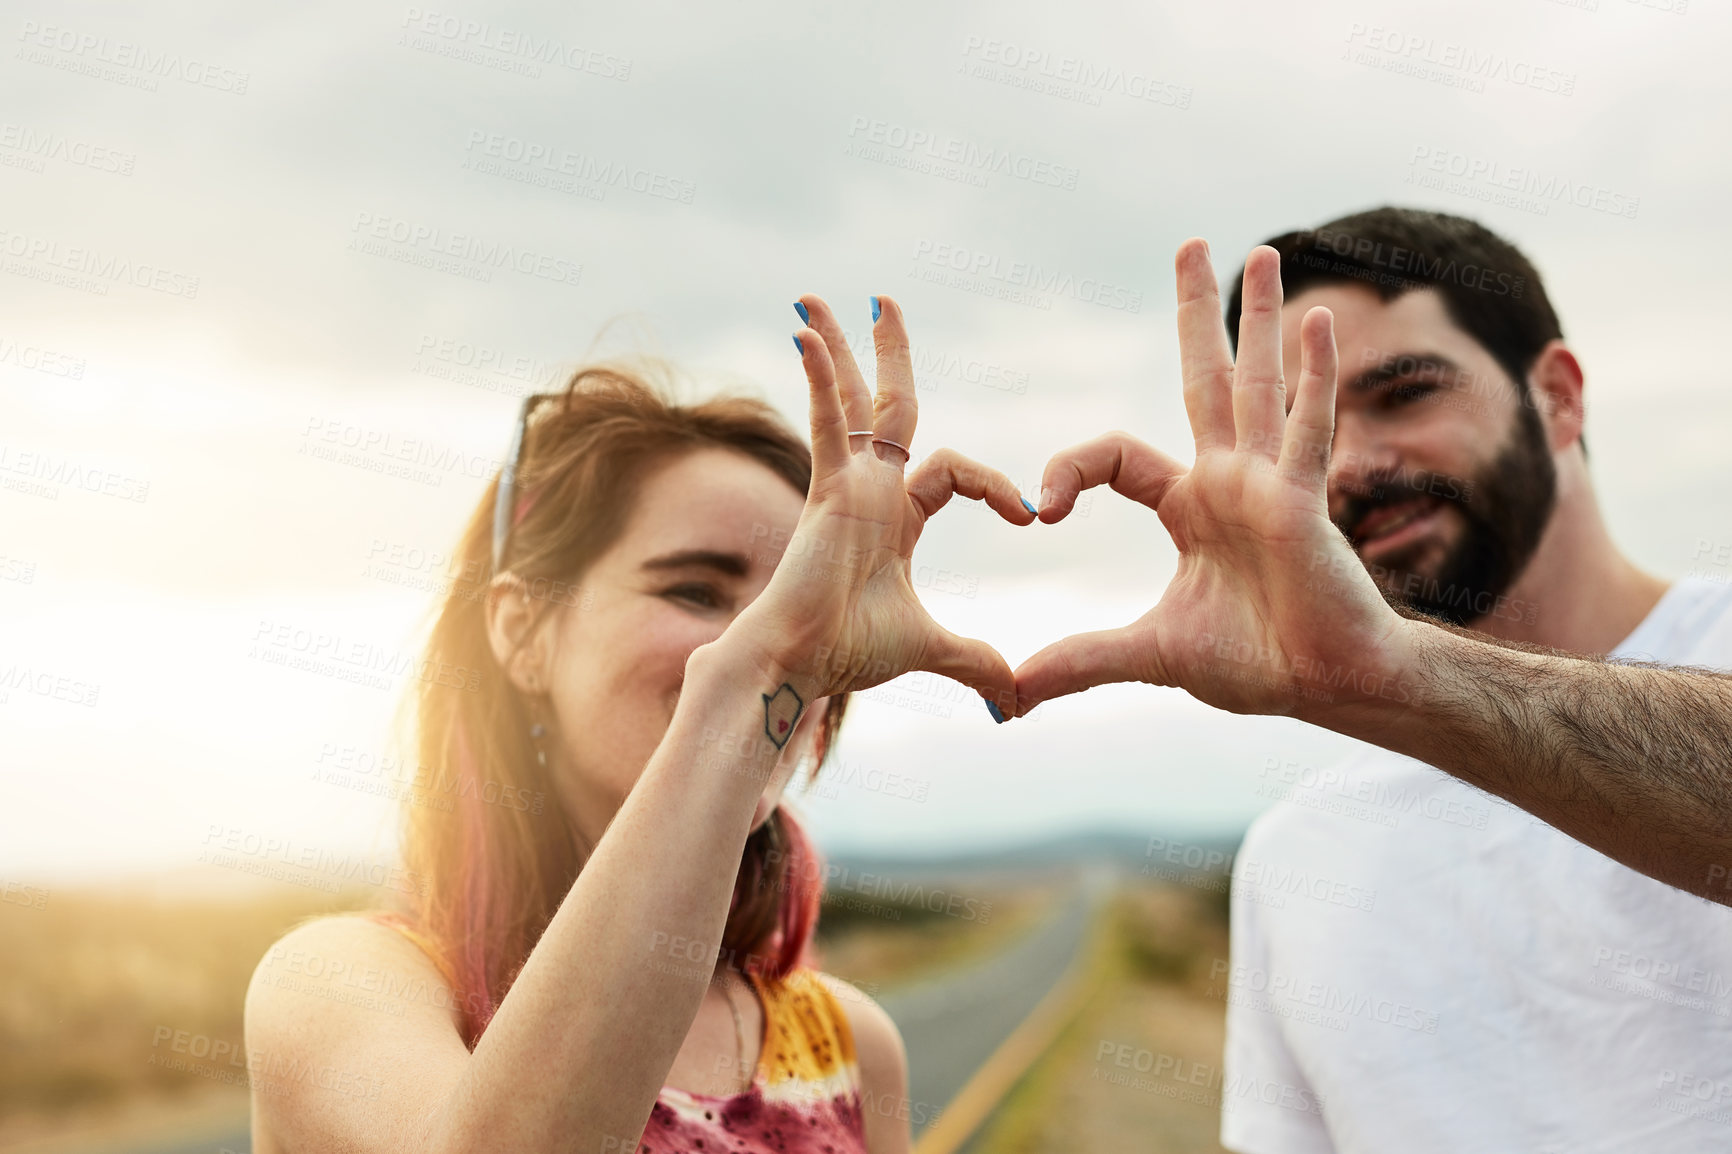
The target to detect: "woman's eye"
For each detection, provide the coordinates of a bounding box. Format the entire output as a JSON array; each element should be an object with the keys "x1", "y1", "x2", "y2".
[{"x1": 665, "y1": 584, "x2": 722, "y2": 609}]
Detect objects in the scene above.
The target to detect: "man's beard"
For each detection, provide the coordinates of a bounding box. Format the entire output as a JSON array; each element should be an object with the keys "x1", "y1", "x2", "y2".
[{"x1": 1334, "y1": 402, "x2": 1557, "y2": 627}]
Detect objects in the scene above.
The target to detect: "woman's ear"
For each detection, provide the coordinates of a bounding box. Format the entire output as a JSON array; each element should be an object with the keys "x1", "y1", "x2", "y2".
[{"x1": 485, "y1": 575, "x2": 555, "y2": 694}]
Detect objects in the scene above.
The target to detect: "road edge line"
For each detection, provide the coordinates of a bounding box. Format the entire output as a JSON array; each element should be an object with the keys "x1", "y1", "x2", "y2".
[{"x1": 911, "y1": 905, "x2": 1104, "y2": 1154}]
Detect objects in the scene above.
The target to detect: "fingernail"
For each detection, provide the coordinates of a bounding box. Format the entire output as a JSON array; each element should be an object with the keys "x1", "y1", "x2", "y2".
[
  {"x1": 792, "y1": 334, "x2": 803, "y2": 354},
  {"x1": 1020, "y1": 496, "x2": 1037, "y2": 516},
  {"x1": 1038, "y1": 486, "x2": 1053, "y2": 511},
  {"x1": 984, "y1": 698, "x2": 1007, "y2": 724},
  {"x1": 794, "y1": 302, "x2": 810, "y2": 324},
  {"x1": 870, "y1": 296, "x2": 881, "y2": 322}
]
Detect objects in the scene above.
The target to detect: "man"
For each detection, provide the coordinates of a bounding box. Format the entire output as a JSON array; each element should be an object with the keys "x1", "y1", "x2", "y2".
[{"x1": 1007, "y1": 208, "x2": 1732, "y2": 1150}]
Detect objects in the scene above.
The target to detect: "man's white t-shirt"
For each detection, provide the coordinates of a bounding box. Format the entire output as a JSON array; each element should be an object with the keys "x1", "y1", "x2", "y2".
[{"x1": 1221, "y1": 577, "x2": 1732, "y2": 1154}]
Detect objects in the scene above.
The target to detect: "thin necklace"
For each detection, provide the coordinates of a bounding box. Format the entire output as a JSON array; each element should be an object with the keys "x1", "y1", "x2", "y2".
[{"x1": 720, "y1": 968, "x2": 748, "y2": 1092}]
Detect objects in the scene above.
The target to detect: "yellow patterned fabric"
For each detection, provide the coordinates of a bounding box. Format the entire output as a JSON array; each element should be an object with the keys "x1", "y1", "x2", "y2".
[{"x1": 642, "y1": 967, "x2": 868, "y2": 1153}]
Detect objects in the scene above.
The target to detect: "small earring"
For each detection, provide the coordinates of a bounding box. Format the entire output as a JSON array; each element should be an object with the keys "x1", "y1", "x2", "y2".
[{"x1": 529, "y1": 719, "x2": 547, "y2": 769}]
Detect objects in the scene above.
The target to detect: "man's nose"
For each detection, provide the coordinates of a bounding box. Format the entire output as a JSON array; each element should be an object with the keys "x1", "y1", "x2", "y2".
[{"x1": 1326, "y1": 416, "x2": 1399, "y2": 516}]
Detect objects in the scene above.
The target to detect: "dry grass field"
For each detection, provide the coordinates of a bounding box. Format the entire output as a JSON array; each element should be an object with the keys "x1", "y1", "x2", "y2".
[
  {"x1": 0, "y1": 869, "x2": 1228, "y2": 1153},
  {"x1": 970, "y1": 879, "x2": 1234, "y2": 1154},
  {"x1": 0, "y1": 876, "x2": 1047, "y2": 1152},
  {"x1": 0, "y1": 884, "x2": 374, "y2": 1151}
]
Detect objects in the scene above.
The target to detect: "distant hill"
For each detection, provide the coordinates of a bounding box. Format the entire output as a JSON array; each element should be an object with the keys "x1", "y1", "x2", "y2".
[{"x1": 826, "y1": 826, "x2": 1246, "y2": 885}]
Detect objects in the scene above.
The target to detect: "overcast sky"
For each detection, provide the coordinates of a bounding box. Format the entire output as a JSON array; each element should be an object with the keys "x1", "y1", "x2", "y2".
[{"x1": 4, "y1": 0, "x2": 1729, "y2": 884}]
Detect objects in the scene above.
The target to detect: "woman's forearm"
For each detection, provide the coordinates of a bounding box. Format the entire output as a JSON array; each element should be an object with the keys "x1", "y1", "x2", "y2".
[{"x1": 430, "y1": 637, "x2": 813, "y2": 1154}]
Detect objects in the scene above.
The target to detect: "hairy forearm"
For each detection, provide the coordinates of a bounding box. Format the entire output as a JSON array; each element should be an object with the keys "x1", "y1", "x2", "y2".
[
  {"x1": 1321, "y1": 614, "x2": 1732, "y2": 903},
  {"x1": 434, "y1": 639, "x2": 814, "y2": 1154}
]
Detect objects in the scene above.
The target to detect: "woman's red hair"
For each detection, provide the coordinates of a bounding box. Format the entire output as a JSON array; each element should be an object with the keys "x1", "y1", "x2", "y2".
[{"x1": 377, "y1": 362, "x2": 846, "y2": 1047}]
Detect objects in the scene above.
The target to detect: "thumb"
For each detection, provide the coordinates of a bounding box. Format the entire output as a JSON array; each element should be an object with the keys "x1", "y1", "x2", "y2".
[
  {"x1": 919, "y1": 626, "x2": 1018, "y2": 725},
  {"x1": 1012, "y1": 626, "x2": 1149, "y2": 715}
]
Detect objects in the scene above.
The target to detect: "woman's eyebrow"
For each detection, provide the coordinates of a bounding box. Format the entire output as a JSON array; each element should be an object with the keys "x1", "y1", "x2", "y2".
[{"x1": 639, "y1": 549, "x2": 751, "y2": 577}]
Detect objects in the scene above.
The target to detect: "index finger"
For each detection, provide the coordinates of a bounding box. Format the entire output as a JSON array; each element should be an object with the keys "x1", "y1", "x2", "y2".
[
  {"x1": 905, "y1": 447, "x2": 1038, "y2": 528},
  {"x1": 1034, "y1": 431, "x2": 1187, "y2": 523}
]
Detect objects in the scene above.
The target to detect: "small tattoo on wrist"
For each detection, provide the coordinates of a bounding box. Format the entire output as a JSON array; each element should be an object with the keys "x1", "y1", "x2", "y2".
[{"x1": 762, "y1": 683, "x2": 805, "y2": 750}]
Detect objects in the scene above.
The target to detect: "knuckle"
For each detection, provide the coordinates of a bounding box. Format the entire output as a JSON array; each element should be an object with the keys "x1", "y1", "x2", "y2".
[
  {"x1": 1103, "y1": 429, "x2": 1145, "y2": 458},
  {"x1": 1184, "y1": 368, "x2": 1234, "y2": 390}
]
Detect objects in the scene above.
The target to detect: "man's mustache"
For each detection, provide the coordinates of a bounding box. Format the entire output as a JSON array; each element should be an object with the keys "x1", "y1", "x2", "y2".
[{"x1": 1333, "y1": 468, "x2": 1474, "y2": 543}]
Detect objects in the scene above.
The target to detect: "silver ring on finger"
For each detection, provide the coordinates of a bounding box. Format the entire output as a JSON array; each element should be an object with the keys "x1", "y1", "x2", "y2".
[{"x1": 871, "y1": 436, "x2": 911, "y2": 466}]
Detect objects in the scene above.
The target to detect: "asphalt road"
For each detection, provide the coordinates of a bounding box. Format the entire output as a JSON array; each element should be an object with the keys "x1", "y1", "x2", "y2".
[{"x1": 878, "y1": 876, "x2": 1101, "y2": 1137}]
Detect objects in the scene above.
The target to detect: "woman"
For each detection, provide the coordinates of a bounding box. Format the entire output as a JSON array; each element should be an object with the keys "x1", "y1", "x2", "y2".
[{"x1": 244, "y1": 294, "x2": 1035, "y2": 1153}]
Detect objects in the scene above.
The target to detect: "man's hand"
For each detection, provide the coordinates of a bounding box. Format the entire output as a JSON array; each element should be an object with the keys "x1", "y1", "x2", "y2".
[
  {"x1": 1011, "y1": 239, "x2": 1732, "y2": 905},
  {"x1": 1012, "y1": 241, "x2": 1407, "y2": 719}
]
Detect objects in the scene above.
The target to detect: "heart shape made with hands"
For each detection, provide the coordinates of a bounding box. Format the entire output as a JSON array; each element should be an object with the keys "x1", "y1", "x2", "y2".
[{"x1": 791, "y1": 242, "x2": 1400, "y2": 729}]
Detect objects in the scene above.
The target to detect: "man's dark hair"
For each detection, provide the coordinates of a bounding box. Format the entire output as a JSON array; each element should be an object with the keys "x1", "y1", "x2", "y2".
[{"x1": 1224, "y1": 207, "x2": 1563, "y2": 402}]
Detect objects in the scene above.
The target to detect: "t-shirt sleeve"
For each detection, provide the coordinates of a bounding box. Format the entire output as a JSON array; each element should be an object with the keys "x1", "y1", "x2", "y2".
[{"x1": 1220, "y1": 831, "x2": 1336, "y2": 1154}]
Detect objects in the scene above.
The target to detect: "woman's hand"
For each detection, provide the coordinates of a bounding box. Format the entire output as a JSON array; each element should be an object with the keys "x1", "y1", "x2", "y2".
[{"x1": 724, "y1": 294, "x2": 1035, "y2": 714}]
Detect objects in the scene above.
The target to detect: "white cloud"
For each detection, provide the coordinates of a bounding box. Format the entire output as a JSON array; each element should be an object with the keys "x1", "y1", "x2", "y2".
[{"x1": 3, "y1": 0, "x2": 1728, "y2": 879}]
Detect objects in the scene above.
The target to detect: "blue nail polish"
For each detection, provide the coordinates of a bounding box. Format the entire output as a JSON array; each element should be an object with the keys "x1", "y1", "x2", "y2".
[
  {"x1": 985, "y1": 698, "x2": 1006, "y2": 724},
  {"x1": 792, "y1": 334, "x2": 803, "y2": 354},
  {"x1": 871, "y1": 296, "x2": 881, "y2": 322},
  {"x1": 794, "y1": 302, "x2": 810, "y2": 324},
  {"x1": 1020, "y1": 497, "x2": 1038, "y2": 515}
]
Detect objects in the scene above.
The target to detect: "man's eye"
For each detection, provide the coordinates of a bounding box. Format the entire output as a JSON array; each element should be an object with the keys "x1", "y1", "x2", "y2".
[{"x1": 1388, "y1": 381, "x2": 1436, "y2": 405}]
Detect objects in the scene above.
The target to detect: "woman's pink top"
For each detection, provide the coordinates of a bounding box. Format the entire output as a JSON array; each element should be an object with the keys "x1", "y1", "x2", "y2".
[{"x1": 640, "y1": 967, "x2": 870, "y2": 1153}]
